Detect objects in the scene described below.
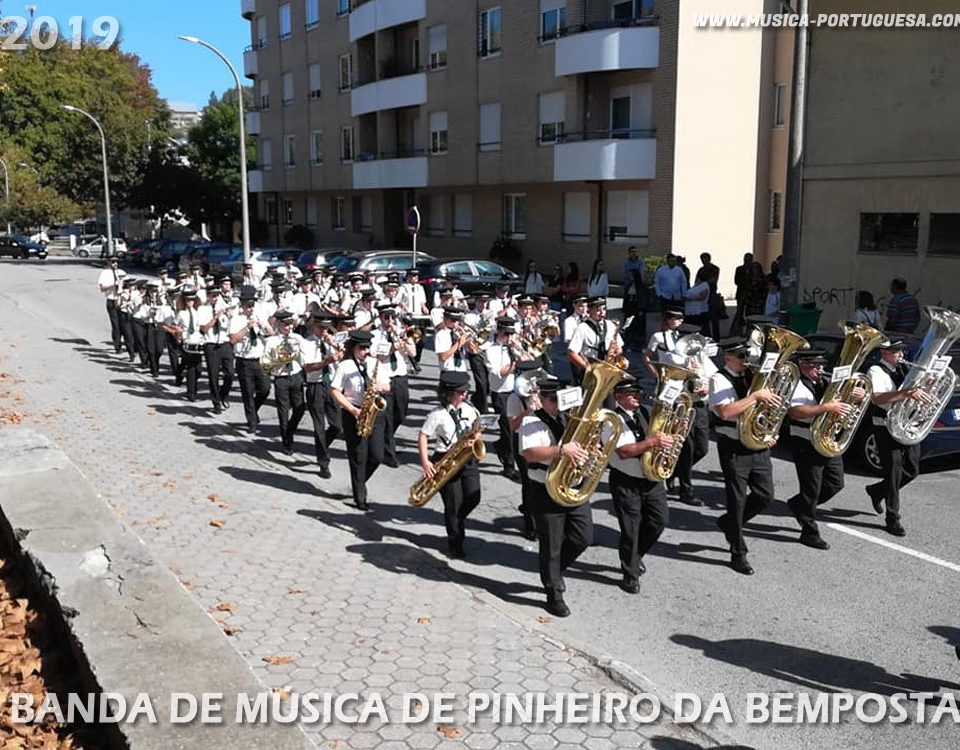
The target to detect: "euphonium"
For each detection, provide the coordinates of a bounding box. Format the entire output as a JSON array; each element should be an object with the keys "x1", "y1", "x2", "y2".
[
  {"x1": 259, "y1": 336, "x2": 299, "y2": 375},
  {"x1": 811, "y1": 322, "x2": 888, "y2": 458},
  {"x1": 887, "y1": 306, "x2": 960, "y2": 445},
  {"x1": 738, "y1": 325, "x2": 809, "y2": 450},
  {"x1": 545, "y1": 358, "x2": 627, "y2": 507},
  {"x1": 641, "y1": 363, "x2": 697, "y2": 482},
  {"x1": 409, "y1": 423, "x2": 487, "y2": 507},
  {"x1": 357, "y1": 358, "x2": 387, "y2": 438}
]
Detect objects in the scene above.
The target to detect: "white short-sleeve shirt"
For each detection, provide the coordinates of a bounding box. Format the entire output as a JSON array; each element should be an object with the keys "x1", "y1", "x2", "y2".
[
  {"x1": 435, "y1": 328, "x2": 469, "y2": 373},
  {"x1": 519, "y1": 415, "x2": 558, "y2": 484},
  {"x1": 420, "y1": 403, "x2": 481, "y2": 455},
  {"x1": 331, "y1": 357, "x2": 370, "y2": 407},
  {"x1": 602, "y1": 411, "x2": 646, "y2": 479}
]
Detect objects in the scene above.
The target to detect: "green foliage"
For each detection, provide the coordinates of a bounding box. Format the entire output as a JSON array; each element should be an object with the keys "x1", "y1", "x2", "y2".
[
  {"x1": 644, "y1": 254, "x2": 667, "y2": 276},
  {"x1": 0, "y1": 145, "x2": 80, "y2": 228}
]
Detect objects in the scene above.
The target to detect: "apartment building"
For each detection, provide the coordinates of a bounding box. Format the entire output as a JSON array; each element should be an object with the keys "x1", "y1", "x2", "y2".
[{"x1": 241, "y1": 0, "x2": 791, "y2": 292}]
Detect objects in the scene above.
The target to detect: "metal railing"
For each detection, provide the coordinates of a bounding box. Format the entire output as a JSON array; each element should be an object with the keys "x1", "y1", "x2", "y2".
[
  {"x1": 558, "y1": 14, "x2": 658, "y2": 38},
  {"x1": 354, "y1": 61, "x2": 424, "y2": 88},
  {"x1": 556, "y1": 128, "x2": 657, "y2": 142}
]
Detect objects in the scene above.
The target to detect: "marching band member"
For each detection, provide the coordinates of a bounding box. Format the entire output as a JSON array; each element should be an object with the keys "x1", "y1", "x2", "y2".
[
  {"x1": 434, "y1": 308, "x2": 471, "y2": 375},
  {"x1": 229, "y1": 286, "x2": 273, "y2": 434},
  {"x1": 130, "y1": 279, "x2": 151, "y2": 369},
  {"x1": 323, "y1": 315, "x2": 354, "y2": 447},
  {"x1": 430, "y1": 289, "x2": 456, "y2": 328},
  {"x1": 301, "y1": 314, "x2": 343, "y2": 478},
  {"x1": 563, "y1": 295, "x2": 588, "y2": 344},
  {"x1": 97, "y1": 257, "x2": 126, "y2": 353},
  {"x1": 400, "y1": 269, "x2": 429, "y2": 371},
  {"x1": 263, "y1": 310, "x2": 307, "y2": 454},
  {"x1": 118, "y1": 278, "x2": 138, "y2": 361},
  {"x1": 567, "y1": 297, "x2": 626, "y2": 385},
  {"x1": 519, "y1": 378, "x2": 592, "y2": 618},
  {"x1": 507, "y1": 360, "x2": 545, "y2": 540},
  {"x1": 865, "y1": 339, "x2": 927, "y2": 537},
  {"x1": 371, "y1": 304, "x2": 415, "y2": 468},
  {"x1": 709, "y1": 339, "x2": 780, "y2": 575},
  {"x1": 488, "y1": 282, "x2": 516, "y2": 318},
  {"x1": 240, "y1": 261, "x2": 261, "y2": 291},
  {"x1": 417, "y1": 371, "x2": 482, "y2": 558},
  {"x1": 464, "y1": 293, "x2": 494, "y2": 413},
  {"x1": 198, "y1": 286, "x2": 235, "y2": 414},
  {"x1": 152, "y1": 281, "x2": 179, "y2": 382},
  {"x1": 602, "y1": 378, "x2": 674, "y2": 594},
  {"x1": 143, "y1": 281, "x2": 165, "y2": 377},
  {"x1": 330, "y1": 330, "x2": 388, "y2": 511},
  {"x1": 645, "y1": 309, "x2": 686, "y2": 363},
  {"x1": 157, "y1": 267, "x2": 175, "y2": 298},
  {"x1": 322, "y1": 272, "x2": 349, "y2": 316},
  {"x1": 188, "y1": 264, "x2": 207, "y2": 303},
  {"x1": 171, "y1": 289, "x2": 204, "y2": 402},
  {"x1": 353, "y1": 288, "x2": 378, "y2": 330},
  {"x1": 281, "y1": 253, "x2": 303, "y2": 282},
  {"x1": 485, "y1": 317, "x2": 527, "y2": 482},
  {"x1": 785, "y1": 348, "x2": 858, "y2": 549}
]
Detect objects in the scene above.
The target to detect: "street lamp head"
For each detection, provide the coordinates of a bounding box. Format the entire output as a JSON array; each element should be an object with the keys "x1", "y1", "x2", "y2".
[
  {"x1": 61, "y1": 105, "x2": 78, "y2": 112},
  {"x1": 179, "y1": 35, "x2": 201, "y2": 44}
]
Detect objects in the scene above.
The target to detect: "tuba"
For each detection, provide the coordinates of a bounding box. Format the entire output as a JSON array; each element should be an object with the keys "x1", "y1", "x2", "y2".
[
  {"x1": 357, "y1": 358, "x2": 387, "y2": 438},
  {"x1": 641, "y1": 363, "x2": 697, "y2": 482},
  {"x1": 739, "y1": 325, "x2": 809, "y2": 450},
  {"x1": 545, "y1": 358, "x2": 627, "y2": 507},
  {"x1": 887, "y1": 306, "x2": 960, "y2": 445},
  {"x1": 409, "y1": 422, "x2": 487, "y2": 507},
  {"x1": 811, "y1": 322, "x2": 888, "y2": 458}
]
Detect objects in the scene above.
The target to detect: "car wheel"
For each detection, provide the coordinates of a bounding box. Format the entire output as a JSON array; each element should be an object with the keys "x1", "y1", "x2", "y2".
[
  {"x1": 20, "y1": 251, "x2": 29, "y2": 260},
  {"x1": 78, "y1": 249, "x2": 89, "y2": 258},
  {"x1": 861, "y1": 432, "x2": 883, "y2": 475}
]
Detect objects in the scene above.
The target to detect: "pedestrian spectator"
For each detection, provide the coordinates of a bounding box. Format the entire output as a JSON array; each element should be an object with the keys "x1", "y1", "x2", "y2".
[
  {"x1": 622, "y1": 246, "x2": 645, "y2": 288},
  {"x1": 885, "y1": 278, "x2": 920, "y2": 334},
  {"x1": 654, "y1": 254, "x2": 688, "y2": 311},
  {"x1": 522, "y1": 260, "x2": 545, "y2": 295},
  {"x1": 854, "y1": 290, "x2": 880, "y2": 327},
  {"x1": 764, "y1": 276, "x2": 782, "y2": 324},
  {"x1": 729, "y1": 252, "x2": 754, "y2": 335},
  {"x1": 586, "y1": 260, "x2": 609, "y2": 297},
  {"x1": 684, "y1": 269, "x2": 714, "y2": 333},
  {"x1": 745, "y1": 261, "x2": 768, "y2": 318},
  {"x1": 545, "y1": 263, "x2": 565, "y2": 312},
  {"x1": 562, "y1": 261, "x2": 583, "y2": 311},
  {"x1": 676, "y1": 255, "x2": 692, "y2": 286},
  {"x1": 622, "y1": 259, "x2": 647, "y2": 347},
  {"x1": 770, "y1": 255, "x2": 782, "y2": 280},
  {"x1": 699, "y1": 252, "x2": 722, "y2": 339}
]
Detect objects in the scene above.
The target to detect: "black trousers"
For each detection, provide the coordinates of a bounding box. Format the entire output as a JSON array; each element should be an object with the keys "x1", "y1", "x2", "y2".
[
  {"x1": 788, "y1": 437, "x2": 844, "y2": 536},
  {"x1": 181, "y1": 350, "x2": 203, "y2": 401},
  {"x1": 492, "y1": 392, "x2": 515, "y2": 471},
  {"x1": 716, "y1": 437, "x2": 774, "y2": 555},
  {"x1": 131, "y1": 319, "x2": 149, "y2": 365},
  {"x1": 609, "y1": 468, "x2": 668, "y2": 578},
  {"x1": 870, "y1": 428, "x2": 921, "y2": 523},
  {"x1": 528, "y1": 480, "x2": 593, "y2": 596},
  {"x1": 146, "y1": 324, "x2": 164, "y2": 376},
  {"x1": 676, "y1": 402, "x2": 710, "y2": 499},
  {"x1": 305, "y1": 381, "x2": 331, "y2": 469},
  {"x1": 274, "y1": 372, "x2": 306, "y2": 449},
  {"x1": 165, "y1": 334, "x2": 182, "y2": 383},
  {"x1": 119, "y1": 311, "x2": 135, "y2": 357},
  {"x1": 236, "y1": 358, "x2": 272, "y2": 431},
  {"x1": 383, "y1": 374, "x2": 410, "y2": 463},
  {"x1": 203, "y1": 342, "x2": 235, "y2": 408},
  {"x1": 469, "y1": 353, "x2": 489, "y2": 413},
  {"x1": 342, "y1": 408, "x2": 386, "y2": 506},
  {"x1": 729, "y1": 299, "x2": 747, "y2": 337},
  {"x1": 323, "y1": 383, "x2": 342, "y2": 446},
  {"x1": 106, "y1": 299, "x2": 122, "y2": 352},
  {"x1": 570, "y1": 364, "x2": 585, "y2": 387},
  {"x1": 436, "y1": 457, "x2": 481, "y2": 546}
]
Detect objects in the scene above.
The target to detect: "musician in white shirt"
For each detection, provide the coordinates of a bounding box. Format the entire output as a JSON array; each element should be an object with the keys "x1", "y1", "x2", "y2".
[
  {"x1": 172, "y1": 290, "x2": 204, "y2": 402},
  {"x1": 371, "y1": 305, "x2": 415, "y2": 468},
  {"x1": 97, "y1": 257, "x2": 126, "y2": 353},
  {"x1": 434, "y1": 308, "x2": 471, "y2": 374},
  {"x1": 197, "y1": 287, "x2": 235, "y2": 414},
  {"x1": 563, "y1": 295, "x2": 588, "y2": 344},
  {"x1": 567, "y1": 297, "x2": 626, "y2": 384},
  {"x1": 485, "y1": 318, "x2": 528, "y2": 482},
  {"x1": 229, "y1": 286, "x2": 273, "y2": 433}
]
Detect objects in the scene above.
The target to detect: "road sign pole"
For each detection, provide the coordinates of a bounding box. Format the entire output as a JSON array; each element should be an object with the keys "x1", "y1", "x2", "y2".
[{"x1": 406, "y1": 205, "x2": 421, "y2": 269}]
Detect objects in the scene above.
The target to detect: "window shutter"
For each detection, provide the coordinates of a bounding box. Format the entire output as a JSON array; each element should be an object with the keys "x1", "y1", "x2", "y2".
[
  {"x1": 538, "y1": 92, "x2": 565, "y2": 124},
  {"x1": 540, "y1": 0, "x2": 565, "y2": 12},
  {"x1": 430, "y1": 111, "x2": 448, "y2": 132},
  {"x1": 479, "y1": 102, "x2": 500, "y2": 150},
  {"x1": 563, "y1": 192, "x2": 590, "y2": 242},
  {"x1": 309, "y1": 64, "x2": 321, "y2": 94}
]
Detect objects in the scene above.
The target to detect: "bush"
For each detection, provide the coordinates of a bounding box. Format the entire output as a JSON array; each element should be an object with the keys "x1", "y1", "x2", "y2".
[
  {"x1": 284, "y1": 224, "x2": 314, "y2": 250},
  {"x1": 644, "y1": 254, "x2": 667, "y2": 277}
]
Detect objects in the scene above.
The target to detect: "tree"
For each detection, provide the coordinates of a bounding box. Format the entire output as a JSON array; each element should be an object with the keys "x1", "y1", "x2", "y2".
[{"x1": 0, "y1": 145, "x2": 82, "y2": 230}]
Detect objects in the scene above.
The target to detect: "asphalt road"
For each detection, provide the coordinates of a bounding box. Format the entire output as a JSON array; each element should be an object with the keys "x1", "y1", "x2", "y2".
[{"x1": 2, "y1": 257, "x2": 959, "y2": 750}]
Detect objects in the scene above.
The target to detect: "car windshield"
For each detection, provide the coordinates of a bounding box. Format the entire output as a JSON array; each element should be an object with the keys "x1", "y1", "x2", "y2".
[{"x1": 330, "y1": 255, "x2": 361, "y2": 272}]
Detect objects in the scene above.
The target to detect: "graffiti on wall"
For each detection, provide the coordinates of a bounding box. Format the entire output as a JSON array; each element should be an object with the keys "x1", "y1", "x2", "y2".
[{"x1": 801, "y1": 285, "x2": 855, "y2": 307}]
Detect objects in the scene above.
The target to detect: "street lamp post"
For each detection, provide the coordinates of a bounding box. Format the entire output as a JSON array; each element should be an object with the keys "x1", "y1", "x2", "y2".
[
  {"x1": 62, "y1": 105, "x2": 113, "y2": 258},
  {"x1": 179, "y1": 35, "x2": 251, "y2": 264},
  {"x1": 0, "y1": 159, "x2": 9, "y2": 234}
]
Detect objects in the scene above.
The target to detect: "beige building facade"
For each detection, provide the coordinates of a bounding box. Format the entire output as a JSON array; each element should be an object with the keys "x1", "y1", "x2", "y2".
[
  {"x1": 242, "y1": 0, "x2": 791, "y2": 292},
  {"x1": 796, "y1": 0, "x2": 960, "y2": 327}
]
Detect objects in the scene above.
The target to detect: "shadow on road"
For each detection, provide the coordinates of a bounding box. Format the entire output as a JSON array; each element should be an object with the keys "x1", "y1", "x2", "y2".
[{"x1": 647, "y1": 739, "x2": 757, "y2": 750}]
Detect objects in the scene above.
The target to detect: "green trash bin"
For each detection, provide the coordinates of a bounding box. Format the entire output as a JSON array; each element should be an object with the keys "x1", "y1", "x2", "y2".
[{"x1": 786, "y1": 303, "x2": 822, "y2": 336}]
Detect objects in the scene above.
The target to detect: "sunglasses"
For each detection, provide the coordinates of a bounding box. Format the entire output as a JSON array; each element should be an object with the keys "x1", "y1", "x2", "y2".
[{"x1": 732, "y1": 352, "x2": 748, "y2": 359}]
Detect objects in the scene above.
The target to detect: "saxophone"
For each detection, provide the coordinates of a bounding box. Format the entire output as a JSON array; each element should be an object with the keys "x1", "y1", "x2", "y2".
[
  {"x1": 641, "y1": 362, "x2": 697, "y2": 482},
  {"x1": 887, "y1": 306, "x2": 960, "y2": 445},
  {"x1": 738, "y1": 325, "x2": 809, "y2": 450},
  {"x1": 356, "y1": 358, "x2": 387, "y2": 438},
  {"x1": 408, "y1": 422, "x2": 486, "y2": 507},
  {"x1": 811, "y1": 322, "x2": 888, "y2": 458},
  {"x1": 545, "y1": 358, "x2": 627, "y2": 507}
]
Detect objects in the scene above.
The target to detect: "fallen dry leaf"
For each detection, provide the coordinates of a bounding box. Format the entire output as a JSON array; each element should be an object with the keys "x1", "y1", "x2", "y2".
[
  {"x1": 436, "y1": 725, "x2": 462, "y2": 739},
  {"x1": 287, "y1": 587, "x2": 308, "y2": 595},
  {"x1": 222, "y1": 625, "x2": 241, "y2": 636},
  {"x1": 262, "y1": 655, "x2": 293, "y2": 666},
  {"x1": 536, "y1": 615, "x2": 551, "y2": 624},
  {"x1": 274, "y1": 686, "x2": 292, "y2": 700},
  {"x1": 211, "y1": 603, "x2": 236, "y2": 613},
  {"x1": 163, "y1": 481, "x2": 178, "y2": 490},
  {"x1": 209, "y1": 518, "x2": 225, "y2": 528},
  {"x1": 416, "y1": 616, "x2": 431, "y2": 625},
  {"x1": 207, "y1": 493, "x2": 221, "y2": 502}
]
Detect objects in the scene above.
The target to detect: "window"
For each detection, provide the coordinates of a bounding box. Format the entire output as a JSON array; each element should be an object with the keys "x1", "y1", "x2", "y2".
[
  {"x1": 479, "y1": 102, "x2": 501, "y2": 151},
  {"x1": 282, "y1": 71, "x2": 294, "y2": 104},
  {"x1": 428, "y1": 25, "x2": 447, "y2": 70},
  {"x1": 774, "y1": 83, "x2": 787, "y2": 128},
  {"x1": 340, "y1": 126, "x2": 354, "y2": 162},
  {"x1": 261, "y1": 139, "x2": 273, "y2": 170},
  {"x1": 930, "y1": 214, "x2": 960, "y2": 255},
  {"x1": 768, "y1": 190, "x2": 782, "y2": 232},
  {"x1": 306, "y1": 197, "x2": 318, "y2": 227},
  {"x1": 538, "y1": 91, "x2": 565, "y2": 144},
  {"x1": 360, "y1": 196, "x2": 373, "y2": 232},
  {"x1": 337, "y1": 0, "x2": 349, "y2": 17},
  {"x1": 310, "y1": 130, "x2": 324, "y2": 165},
  {"x1": 332, "y1": 197, "x2": 346, "y2": 230},
  {"x1": 858, "y1": 213, "x2": 919, "y2": 253},
  {"x1": 283, "y1": 135, "x2": 296, "y2": 167},
  {"x1": 309, "y1": 63, "x2": 321, "y2": 98},
  {"x1": 540, "y1": 1, "x2": 566, "y2": 41},
  {"x1": 352, "y1": 197, "x2": 363, "y2": 233},
  {"x1": 427, "y1": 195, "x2": 446, "y2": 236},
  {"x1": 266, "y1": 197, "x2": 278, "y2": 225},
  {"x1": 479, "y1": 7, "x2": 502, "y2": 58},
  {"x1": 503, "y1": 193, "x2": 526, "y2": 240},
  {"x1": 259, "y1": 79, "x2": 270, "y2": 109},
  {"x1": 454, "y1": 194, "x2": 473, "y2": 237},
  {"x1": 611, "y1": 95, "x2": 631, "y2": 138},
  {"x1": 563, "y1": 192, "x2": 591, "y2": 243},
  {"x1": 429, "y1": 111, "x2": 448, "y2": 155},
  {"x1": 606, "y1": 190, "x2": 648, "y2": 242},
  {"x1": 282, "y1": 199, "x2": 294, "y2": 225},
  {"x1": 279, "y1": 3, "x2": 292, "y2": 39},
  {"x1": 339, "y1": 54, "x2": 353, "y2": 91},
  {"x1": 256, "y1": 16, "x2": 268, "y2": 47},
  {"x1": 612, "y1": 0, "x2": 654, "y2": 20},
  {"x1": 305, "y1": 0, "x2": 319, "y2": 27},
  {"x1": 412, "y1": 37, "x2": 420, "y2": 69}
]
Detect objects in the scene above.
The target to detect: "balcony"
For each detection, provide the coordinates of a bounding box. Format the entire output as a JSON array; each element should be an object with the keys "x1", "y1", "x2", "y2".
[
  {"x1": 248, "y1": 169, "x2": 264, "y2": 193},
  {"x1": 555, "y1": 20, "x2": 659, "y2": 76},
  {"x1": 352, "y1": 153, "x2": 428, "y2": 189},
  {"x1": 553, "y1": 131, "x2": 657, "y2": 181},
  {"x1": 242, "y1": 47, "x2": 259, "y2": 79},
  {"x1": 351, "y1": 71, "x2": 427, "y2": 117},
  {"x1": 245, "y1": 110, "x2": 261, "y2": 135},
  {"x1": 349, "y1": 0, "x2": 426, "y2": 42},
  {"x1": 241, "y1": 0, "x2": 255, "y2": 19}
]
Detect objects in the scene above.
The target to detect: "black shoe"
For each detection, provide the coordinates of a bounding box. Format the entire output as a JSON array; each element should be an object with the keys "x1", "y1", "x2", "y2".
[
  {"x1": 545, "y1": 595, "x2": 571, "y2": 618},
  {"x1": 716, "y1": 515, "x2": 736, "y2": 547},
  {"x1": 799, "y1": 533, "x2": 830, "y2": 550},
  {"x1": 213, "y1": 404, "x2": 223, "y2": 414},
  {"x1": 282, "y1": 444, "x2": 294, "y2": 456},
  {"x1": 128, "y1": 354, "x2": 135, "y2": 362},
  {"x1": 867, "y1": 485, "x2": 884, "y2": 515},
  {"x1": 638, "y1": 559, "x2": 647, "y2": 576},
  {"x1": 885, "y1": 520, "x2": 906, "y2": 537},
  {"x1": 318, "y1": 467, "x2": 332, "y2": 479},
  {"x1": 521, "y1": 516, "x2": 538, "y2": 541},
  {"x1": 383, "y1": 457, "x2": 400, "y2": 468},
  {"x1": 175, "y1": 377, "x2": 183, "y2": 387},
  {"x1": 247, "y1": 424, "x2": 257, "y2": 435},
  {"x1": 411, "y1": 362, "x2": 422, "y2": 375},
  {"x1": 447, "y1": 542, "x2": 465, "y2": 559},
  {"x1": 730, "y1": 555, "x2": 754, "y2": 575},
  {"x1": 666, "y1": 479, "x2": 677, "y2": 494},
  {"x1": 620, "y1": 575, "x2": 640, "y2": 594},
  {"x1": 221, "y1": 394, "x2": 230, "y2": 408},
  {"x1": 502, "y1": 468, "x2": 521, "y2": 482},
  {"x1": 678, "y1": 494, "x2": 704, "y2": 507},
  {"x1": 355, "y1": 500, "x2": 369, "y2": 511}
]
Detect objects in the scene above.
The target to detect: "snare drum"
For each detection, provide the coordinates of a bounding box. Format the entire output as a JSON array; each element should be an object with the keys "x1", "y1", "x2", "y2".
[{"x1": 182, "y1": 341, "x2": 204, "y2": 355}]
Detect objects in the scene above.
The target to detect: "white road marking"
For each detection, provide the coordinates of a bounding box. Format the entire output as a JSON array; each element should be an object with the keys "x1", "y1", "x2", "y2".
[{"x1": 825, "y1": 522, "x2": 960, "y2": 573}]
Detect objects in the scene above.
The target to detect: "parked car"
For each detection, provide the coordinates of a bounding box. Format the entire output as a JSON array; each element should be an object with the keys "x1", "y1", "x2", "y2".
[
  {"x1": 178, "y1": 242, "x2": 238, "y2": 275},
  {"x1": 229, "y1": 248, "x2": 292, "y2": 285},
  {"x1": 126, "y1": 238, "x2": 162, "y2": 267},
  {"x1": 72, "y1": 237, "x2": 128, "y2": 258},
  {"x1": 28, "y1": 231, "x2": 50, "y2": 246},
  {"x1": 148, "y1": 239, "x2": 192, "y2": 270},
  {"x1": 297, "y1": 248, "x2": 351, "y2": 274},
  {"x1": 206, "y1": 245, "x2": 243, "y2": 278},
  {"x1": 416, "y1": 258, "x2": 521, "y2": 295},
  {"x1": 330, "y1": 250, "x2": 437, "y2": 277},
  {"x1": 0, "y1": 234, "x2": 48, "y2": 260},
  {"x1": 803, "y1": 330, "x2": 960, "y2": 473}
]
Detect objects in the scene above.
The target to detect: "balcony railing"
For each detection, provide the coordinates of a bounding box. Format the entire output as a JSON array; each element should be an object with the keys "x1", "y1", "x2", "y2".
[
  {"x1": 354, "y1": 62, "x2": 423, "y2": 88},
  {"x1": 557, "y1": 128, "x2": 657, "y2": 142},
  {"x1": 356, "y1": 149, "x2": 426, "y2": 161},
  {"x1": 559, "y1": 14, "x2": 658, "y2": 37}
]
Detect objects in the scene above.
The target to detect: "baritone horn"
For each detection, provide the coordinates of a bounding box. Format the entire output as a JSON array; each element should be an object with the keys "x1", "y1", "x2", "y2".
[{"x1": 641, "y1": 363, "x2": 697, "y2": 482}]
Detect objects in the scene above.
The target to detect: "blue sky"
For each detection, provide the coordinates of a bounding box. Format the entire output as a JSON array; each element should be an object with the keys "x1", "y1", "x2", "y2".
[{"x1": 8, "y1": 0, "x2": 249, "y2": 107}]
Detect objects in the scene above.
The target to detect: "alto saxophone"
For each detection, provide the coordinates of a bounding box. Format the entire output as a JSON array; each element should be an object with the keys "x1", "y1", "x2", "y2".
[
  {"x1": 408, "y1": 422, "x2": 486, "y2": 507},
  {"x1": 356, "y1": 358, "x2": 387, "y2": 438},
  {"x1": 738, "y1": 325, "x2": 809, "y2": 450},
  {"x1": 641, "y1": 363, "x2": 697, "y2": 482},
  {"x1": 811, "y1": 322, "x2": 888, "y2": 458}
]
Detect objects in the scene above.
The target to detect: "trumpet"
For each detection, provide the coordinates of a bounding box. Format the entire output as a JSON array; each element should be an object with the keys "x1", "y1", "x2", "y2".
[{"x1": 459, "y1": 322, "x2": 490, "y2": 354}]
